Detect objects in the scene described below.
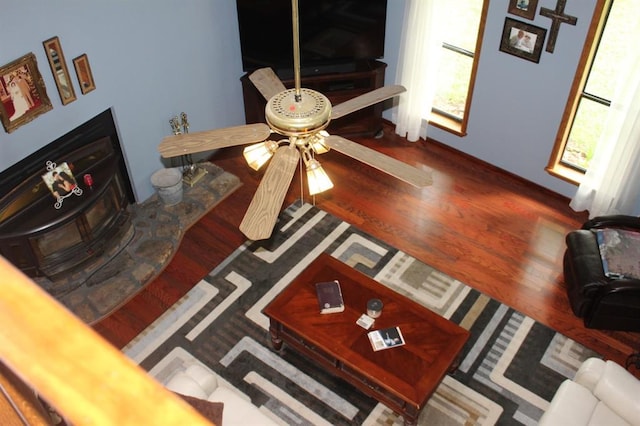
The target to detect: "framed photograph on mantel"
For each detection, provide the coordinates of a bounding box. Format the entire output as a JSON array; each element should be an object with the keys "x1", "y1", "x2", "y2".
[
  {"x1": 499, "y1": 17, "x2": 547, "y2": 63},
  {"x1": 508, "y1": 0, "x2": 539, "y2": 20},
  {"x1": 0, "y1": 52, "x2": 53, "y2": 133},
  {"x1": 43, "y1": 36, "x2": 77, "y2": 105},
  {"x1": 72, "y1": 54, "x2": 95, "y2": 94}
]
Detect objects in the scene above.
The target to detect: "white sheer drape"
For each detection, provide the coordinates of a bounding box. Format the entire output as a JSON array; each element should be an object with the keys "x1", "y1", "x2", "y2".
[
  {"x1": 570, "y1": 44, "x2": 640, "y2": 218},
  {"x1": 394, "y1": 0, "x2": 444, "y2": 142}
]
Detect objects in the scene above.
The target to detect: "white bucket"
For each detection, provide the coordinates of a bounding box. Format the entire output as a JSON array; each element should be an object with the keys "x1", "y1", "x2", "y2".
[{"x1": 151, "y1": 168, "x2": 183, "y2": 206}]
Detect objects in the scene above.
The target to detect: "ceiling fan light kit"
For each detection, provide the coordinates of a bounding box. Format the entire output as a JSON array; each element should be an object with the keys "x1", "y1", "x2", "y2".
[
  {"x1": 306, "y1": 163, "x2": 333, "y2": 196},
  {"x1": 157, "y1": 0, "x2": 432, "y2": 240},
  {"x1": 243, "y1": 140, "x2": 279, "y2": 171},
  {"x1": 303, "y1": 150, "x2": 333, "y2": 196},
  {"x1": 309, "y1": 130, "x2": 330, "y2": 154}
]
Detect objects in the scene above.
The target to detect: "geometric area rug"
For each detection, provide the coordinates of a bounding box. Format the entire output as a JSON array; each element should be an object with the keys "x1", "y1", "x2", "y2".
[{"x1": 123, "y1": 201, "x2": 600, "y2": 425}]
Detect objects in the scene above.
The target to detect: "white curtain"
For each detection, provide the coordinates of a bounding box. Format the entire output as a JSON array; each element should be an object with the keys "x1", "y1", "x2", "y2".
[
  {"x1": 394, "y1": 0, "x2": 445, "y2": 142},
  {"x1": 570, "y1": 44, "x2": 640, "y2": 218}
]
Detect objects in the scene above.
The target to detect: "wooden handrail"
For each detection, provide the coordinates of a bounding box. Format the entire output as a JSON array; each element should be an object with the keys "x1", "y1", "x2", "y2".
[{"x1": 0, "y1": 256, "x2": 213, "y2": 425}]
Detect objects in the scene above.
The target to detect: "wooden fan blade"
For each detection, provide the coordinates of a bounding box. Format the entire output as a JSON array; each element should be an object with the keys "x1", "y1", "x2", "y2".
[
  {"x1": 331, "y1": 85, "x2": 406, "y2": 120},
  {"x1": 325, "y1": 135, "x2": 432, "y2": 188},
  {"x1": 158, "y1": 123, "x2": 271, "y2": 158},
  {"x1": 249, "y1": 68, "x2": 287, "y2": 101},
  {"x1": 239, "y1": 144, "x2": 300, "y2": 240}
]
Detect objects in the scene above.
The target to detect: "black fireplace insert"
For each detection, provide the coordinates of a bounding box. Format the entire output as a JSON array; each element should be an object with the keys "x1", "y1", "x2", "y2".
[{"x1": 0, "y1": 108, "x2": 135, "y2": 278}]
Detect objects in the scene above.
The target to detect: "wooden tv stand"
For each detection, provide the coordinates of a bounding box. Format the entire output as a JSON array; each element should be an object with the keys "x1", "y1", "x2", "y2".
[{"x1": 240, "y1": 60, "x2": 387, "y2": 138}]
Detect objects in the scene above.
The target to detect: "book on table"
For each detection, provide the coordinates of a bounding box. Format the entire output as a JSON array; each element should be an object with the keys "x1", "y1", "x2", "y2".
[
  {"x1": 315, "y1": 280, "x2": 345, "y2": 314},
  {"x1": 368, "y1": 326, "x2": 406, "y2": 351}
]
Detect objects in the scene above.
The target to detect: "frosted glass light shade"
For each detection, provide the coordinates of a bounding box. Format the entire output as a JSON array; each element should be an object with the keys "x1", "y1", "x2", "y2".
[
  {"x1": 243, "y1": 140, "x2": 278, "y2": 170},
  {"x1": 310, "y1": 130, "x2": 330, "y2": 154},
  {"x1": 306, "y1": 159, "x2": 333, "y2": 195}
]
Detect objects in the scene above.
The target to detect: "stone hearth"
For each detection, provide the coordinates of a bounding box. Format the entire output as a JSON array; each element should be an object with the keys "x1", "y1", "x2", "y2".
[{"x1": 35, "y1": 163, "x2": 241, "y2": 324}]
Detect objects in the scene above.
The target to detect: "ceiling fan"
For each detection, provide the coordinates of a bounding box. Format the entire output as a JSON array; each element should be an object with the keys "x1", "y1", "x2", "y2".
[{"x1": 158, "y1": 0, "x2": 433, "y2": 241}]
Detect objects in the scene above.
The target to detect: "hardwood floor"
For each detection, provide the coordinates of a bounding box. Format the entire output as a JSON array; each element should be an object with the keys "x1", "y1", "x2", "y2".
[{"x1": 94, "y1": 122, "x2": 639, "y2": 368}]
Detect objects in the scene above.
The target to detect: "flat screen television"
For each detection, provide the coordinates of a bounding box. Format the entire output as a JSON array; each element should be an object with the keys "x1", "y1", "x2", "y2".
[{"x1": 236, "y1": 0, "x2": 387, "y2": 78}]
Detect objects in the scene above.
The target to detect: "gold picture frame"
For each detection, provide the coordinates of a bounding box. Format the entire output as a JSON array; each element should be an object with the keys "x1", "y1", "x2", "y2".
[
  {"x1": 72, "y1": 54, "x2": 95, "y2": 94},
  {"x1": 43, "y1": 36, "x2": 76, "y2": 105},
  {"x1": 0, "y1": 53, "x2": 53, "y2": 133}
]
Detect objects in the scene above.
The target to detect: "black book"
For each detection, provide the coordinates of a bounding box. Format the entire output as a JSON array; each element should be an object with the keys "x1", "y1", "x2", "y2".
[{"x1": 315, "y1": 280, "x2": 345, "y2": 314}]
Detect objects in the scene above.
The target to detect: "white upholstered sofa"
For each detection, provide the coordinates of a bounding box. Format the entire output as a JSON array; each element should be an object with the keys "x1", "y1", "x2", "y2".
[
  {"x1": 539, "y1": 357, "x2": 640, "y2": 426},
  {"x1": 149, "y1": 347, "x2": 280, "y2": 426}
]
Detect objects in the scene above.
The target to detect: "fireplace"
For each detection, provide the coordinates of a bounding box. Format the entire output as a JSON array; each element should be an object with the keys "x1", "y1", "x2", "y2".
[{"x1": 0, "y1": 109, "x2": 135, "y2": 280}]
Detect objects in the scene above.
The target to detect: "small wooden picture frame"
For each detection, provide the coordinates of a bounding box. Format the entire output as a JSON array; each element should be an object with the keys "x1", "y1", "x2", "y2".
[
  {"x1": 0, "y1": 52, "x2": 53, "y2": 133},
  {"x1": 72, "y1": 54, "x2": 95, "y2": 95},
  {"x1": 41, "y1": 161, "x2": 83, "y2": 209},
  {"x1": 499, "y1": 17, "x2": 547, "y2": 63},
  {"x1": 508, "y1": 0, "x2": 539, "y2": 20},
  {"x1": 43, "y1": 36, "x2": 76, "y2": 105}
]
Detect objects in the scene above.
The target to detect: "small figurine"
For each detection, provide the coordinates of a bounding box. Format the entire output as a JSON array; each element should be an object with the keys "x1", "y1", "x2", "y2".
[
  {"x1": 180, "y1": 112, "x2": 189, "y2": 134},
  {"x1": 169, "y1": 116, "x2": 182, "y2": 135}
]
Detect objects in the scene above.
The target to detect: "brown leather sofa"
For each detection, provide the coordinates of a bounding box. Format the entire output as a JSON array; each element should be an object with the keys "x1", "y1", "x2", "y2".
[{"x1": 563, "y1": 215, "x2": 640, "y2": 331}]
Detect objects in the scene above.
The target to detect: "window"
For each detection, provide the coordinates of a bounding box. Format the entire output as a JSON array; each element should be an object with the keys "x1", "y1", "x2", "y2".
[
  {"x1": 547, "y1": 0, "x2": 640, "y2": 184},
  {"x1": 430, "y1": 0, "x2": 489, "y2": 136}
]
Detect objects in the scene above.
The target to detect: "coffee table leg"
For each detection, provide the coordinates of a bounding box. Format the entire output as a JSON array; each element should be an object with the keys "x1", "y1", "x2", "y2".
[
  {"x1": 400, "y1": 405, "x2": 420, "y2": 426},
  {"x1": 268, "y1": 321, "x2": 283, "y2": 350},
  {"x1": 449, "y1": 353, "x2": 463, "y2": 373},
  {"x1": 402, "y1": 412, "x2": 418, "y2": 426},
  {"x1": 270, "y1": 332, "x2": 283, "y2": 350}
]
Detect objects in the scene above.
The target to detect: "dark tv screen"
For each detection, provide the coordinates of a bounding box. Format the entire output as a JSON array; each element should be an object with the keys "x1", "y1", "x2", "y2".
[{"x1": 236, "y1": 0, "x2": 387, "y2": 77}]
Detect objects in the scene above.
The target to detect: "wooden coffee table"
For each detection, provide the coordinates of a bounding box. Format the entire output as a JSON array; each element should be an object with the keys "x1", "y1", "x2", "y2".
[{"x1": 263, "y1": 253, "x2": 470, "y2": 425}]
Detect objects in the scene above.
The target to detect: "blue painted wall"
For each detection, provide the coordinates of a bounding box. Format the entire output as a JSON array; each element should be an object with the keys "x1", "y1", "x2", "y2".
[
  {"x1": 1, "y1": 0, "x2": 245, "y2": 201},
  {"x1": 384, "y1": 0, "x2": 597, "y2": 198},
  {"x1": 1, "y1": 0, "x2": 597, "y2": 201}
]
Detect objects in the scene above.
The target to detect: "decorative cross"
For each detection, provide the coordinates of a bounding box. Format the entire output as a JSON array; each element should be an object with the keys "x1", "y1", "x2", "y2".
[{"x1": 540, "y1": 0, "x2": 578, "y2": 53}]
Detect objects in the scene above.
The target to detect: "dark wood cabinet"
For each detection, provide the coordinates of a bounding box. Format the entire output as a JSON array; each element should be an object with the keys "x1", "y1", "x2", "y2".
[{"x1": 240, "y1": 60, "x2": 387, "y2": 138}]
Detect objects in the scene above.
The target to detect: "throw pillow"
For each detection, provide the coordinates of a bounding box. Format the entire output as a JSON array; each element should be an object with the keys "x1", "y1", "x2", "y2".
[
  {"x1": 595, "y1": 228, "x2": 640, "y2": 279},
  {"x1": 175, "y1": 392, "x2": 224, "y2": 425}
]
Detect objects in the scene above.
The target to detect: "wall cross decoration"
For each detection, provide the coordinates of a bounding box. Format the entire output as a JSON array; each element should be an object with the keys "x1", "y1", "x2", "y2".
[{"x1": 540, "y1": 0, "x2": 578, "y2": 53}]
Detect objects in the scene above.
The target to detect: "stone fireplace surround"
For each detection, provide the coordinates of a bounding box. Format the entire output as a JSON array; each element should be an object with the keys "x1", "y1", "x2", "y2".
[{"x1": 0, "y1": 109, "x2": 243, "y2": 324}]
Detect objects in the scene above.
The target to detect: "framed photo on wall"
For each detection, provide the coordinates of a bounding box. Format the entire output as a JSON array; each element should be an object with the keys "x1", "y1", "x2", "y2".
[
  {"x1": 508, "y1": 0, "x2": 539, "y2": 20},
  {"x1": 72, "y1": 54, "x2": 95, "y2": 94},
  {"x1": 43, "y1": 36, "x2": 77, "y2": 105},
  {"x1": 0, "y1": 53, "x2": 53, "y2": 133},
  {"x1": 499, "y1": 17, "x2": 547, "y2": 63}
]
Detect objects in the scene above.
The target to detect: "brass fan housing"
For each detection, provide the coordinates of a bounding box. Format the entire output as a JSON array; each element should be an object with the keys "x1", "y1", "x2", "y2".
[{"x1": 265, "y1": 88, "x2": 332, "y2": 136}]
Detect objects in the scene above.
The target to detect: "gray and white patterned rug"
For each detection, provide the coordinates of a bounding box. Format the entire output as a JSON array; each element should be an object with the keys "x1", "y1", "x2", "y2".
[{"x1": 124, "y1": 201, "x2": 599, "y2": 425}]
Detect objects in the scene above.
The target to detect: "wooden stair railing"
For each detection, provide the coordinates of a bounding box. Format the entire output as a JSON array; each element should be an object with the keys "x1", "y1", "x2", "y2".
[{"x1": 0, "y1": 256, "x2": 213, "y2": 425}]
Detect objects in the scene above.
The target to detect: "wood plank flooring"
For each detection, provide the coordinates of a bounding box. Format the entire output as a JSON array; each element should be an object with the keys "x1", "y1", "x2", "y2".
[{"x1": 93, "y1": 122, "x2": 639, "y2": 368}]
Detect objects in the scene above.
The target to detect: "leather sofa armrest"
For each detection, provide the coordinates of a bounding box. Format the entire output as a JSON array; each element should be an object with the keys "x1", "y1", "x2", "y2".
[
  {"x1": 592, "y1": 360, "x2": 640, "y2": 425},
  {"x1": 564, "y1": 230, "x2": 610, "y2": 294},
  {"x1": 600, "y1": 279, "x2": 640, "y2": 293},
  {"x1": 573, "y1": 357, "x2": 605, "y2": 392},
  {"x1": 165, "y1": 372, "x2": 210, "y2": 400},
  {"x1": 538, "y1": 380, "x2": 598, "y2": 426},
  {"x1": 591, "y1": 279, "x2": 640, "y2": 309},
  {"x1": 184, "y1": 364, "x2": 218, "y2": 395},
  {"x1": 586, "y1": 282, "x2": 640, "y2": 330},
  {"x1": 583, "y1": 215, "x2": 640, "y2": 231}
]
